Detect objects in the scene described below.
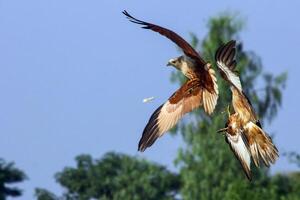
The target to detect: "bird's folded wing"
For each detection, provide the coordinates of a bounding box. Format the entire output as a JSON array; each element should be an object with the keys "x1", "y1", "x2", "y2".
[
  {"x1": 123, "y1": 10, "x2": 206, "y2": 67},
  {"x1": 225, "y1": 130, "x2": 252, "y2": 180},
  {"x1": 244, "y1": 121, "x2": 279, "y2": 167},
  {"x1": 138, "y1": 79, "x2": 202, "y2": 152},
  {"x1": 215, "y1": 40, "x2": 242, "y2": 92}
]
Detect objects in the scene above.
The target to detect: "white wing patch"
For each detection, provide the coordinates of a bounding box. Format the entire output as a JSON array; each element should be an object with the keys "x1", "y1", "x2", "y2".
[
  {"x1": 226, "y1": 131, "x2": 252, "y2": 180},
  {"x1": 156, "y1": 101, "x2": 183, "y2": 136},
  {"x1": 157, "y1": 90, "x2": 202, "y2": 136},
  {"x1": 217, "y1": 61, "x2": 242, "y2": 92}
]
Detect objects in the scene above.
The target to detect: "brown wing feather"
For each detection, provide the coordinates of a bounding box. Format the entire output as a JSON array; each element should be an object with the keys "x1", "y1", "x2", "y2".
[
  {"x1": 231, "y1": 87, "x2": 257, "y2": 123},
  {"x1": 244, "y1": 122, "x2": 279, "y2": 167},
  {"x1": 138, "y1": 79, "x2": 202, "y2": 151},
  {"x1": 123, "y1": 10, "x2": 206, "y2": 67}
]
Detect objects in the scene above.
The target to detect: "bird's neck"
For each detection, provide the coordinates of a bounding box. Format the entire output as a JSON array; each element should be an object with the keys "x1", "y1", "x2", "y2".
[{"x1": 180, "y1": 56, "x2": 197, "y2": 79}]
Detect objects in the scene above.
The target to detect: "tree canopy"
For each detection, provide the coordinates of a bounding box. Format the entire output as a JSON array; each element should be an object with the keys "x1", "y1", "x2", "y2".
[
  {"x1": 35, "y1": 152, "x2": 180, "y2": 200},
  {"x1": 0, "y1": 159, "x2": 26, "y2": 200}
]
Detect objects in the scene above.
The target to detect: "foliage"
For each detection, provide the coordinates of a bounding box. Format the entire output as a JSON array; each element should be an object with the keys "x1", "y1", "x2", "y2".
[
  {"x1": 35, "y1": 188, "x2": 58, "y2": 200},
  {"x1": 0, "y1": 159, "x2": 26, "y2": 200},
  {"x1": 284, "y1": 151, "x2": 300, "y2": 168},
  {"x1": 35, "y1": 152, "x2": 180, "y2": 200}
]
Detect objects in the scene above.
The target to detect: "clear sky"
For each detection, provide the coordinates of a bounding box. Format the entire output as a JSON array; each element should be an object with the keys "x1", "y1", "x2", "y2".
[{"x1": 0, "y1": 0, "x2": 299, "y2": 199}]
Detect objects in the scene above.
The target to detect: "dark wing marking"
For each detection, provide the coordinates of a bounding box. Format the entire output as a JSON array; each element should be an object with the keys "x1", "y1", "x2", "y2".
[
  {"x1": 215, "y1": 40, "x2": 242, "y2": 92},
  {"x1": 123, "y1": 10, "x2": 206, "y2": 67}
]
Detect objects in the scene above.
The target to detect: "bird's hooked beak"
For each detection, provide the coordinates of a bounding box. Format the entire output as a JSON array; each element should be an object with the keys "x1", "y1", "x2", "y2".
[
  {"x1": 167, "y1": 58, "x2": 176, "y2": 67},
  {"x1": 217, "y1": 127, "x2": 228, "y2": 133}
]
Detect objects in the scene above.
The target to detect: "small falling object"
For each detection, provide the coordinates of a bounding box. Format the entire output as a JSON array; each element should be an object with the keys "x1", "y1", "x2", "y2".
[{"x1": 143, "y1": 97, "x2": 155, "y2": 103}]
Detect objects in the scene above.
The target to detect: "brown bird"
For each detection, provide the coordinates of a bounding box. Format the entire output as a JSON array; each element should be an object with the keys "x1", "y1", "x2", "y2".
[
  {"x1": 216, "y1": 40, "x2": 279, "y2": 180},
  {"x1": 123, "y1": 10, "x2": 219, "y2": 152}
]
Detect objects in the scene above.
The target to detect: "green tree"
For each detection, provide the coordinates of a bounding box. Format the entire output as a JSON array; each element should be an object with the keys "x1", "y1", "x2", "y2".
[
  {"x1": 0, "y1": 159, "x2": 26, "y2": 200},
  {"x1": 35, "y1": 188, "x2": 58, "y2": 200},
  {"x1": 171, "y1": 13, "x2": 287, "y2": 200},
  {"x1": 35, "y1": 152, "x2": 180, "y2": 200},
  {"x1": 270, "y1": 152, "x2": 300, "y2": 200},
  {"x1": 285, "y1": 152, "x2": 300, "y2": 168}
]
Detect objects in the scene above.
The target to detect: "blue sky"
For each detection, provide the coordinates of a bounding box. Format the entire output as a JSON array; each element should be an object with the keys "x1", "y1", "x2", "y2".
[{"x1": 0, "y1": 0, "x2": 299, "y2": 199}]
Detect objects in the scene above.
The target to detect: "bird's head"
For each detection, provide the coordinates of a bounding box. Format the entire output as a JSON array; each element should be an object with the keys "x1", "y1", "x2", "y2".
[
  {"x1": 217, "y1": 113, "x2": 240, "y2": 135},
  {"x1": 167, "y1": 56, "x2": 183, "y2": 69}
]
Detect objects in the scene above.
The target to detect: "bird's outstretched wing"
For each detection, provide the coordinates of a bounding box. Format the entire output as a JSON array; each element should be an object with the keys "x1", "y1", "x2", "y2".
[
  {"x1": 138, "y1": 79, "x2": 202, "y2": 152},
  {"x1": 215, "y1": 40, "x2": 242, "y2": 92},
  {"x1": 123, "y1": 10, "x2": 206, "y2": 67},
  {"x1": 123, "y1": 10, "x2": 218, "y2": 115},
  {"x1": 216, "y1": 40, "x2": 257, "y2": 121}
]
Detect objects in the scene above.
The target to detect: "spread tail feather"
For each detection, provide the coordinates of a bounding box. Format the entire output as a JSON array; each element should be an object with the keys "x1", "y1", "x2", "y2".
[{"x1": 245, "y1": 122, "x2": 279, "y2": 167}]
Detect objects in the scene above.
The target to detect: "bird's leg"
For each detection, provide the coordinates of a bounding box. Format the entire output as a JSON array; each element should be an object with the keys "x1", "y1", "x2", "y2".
[
  {"x1": 221, "y1": 105, "x2": 231, "y2": 117},
  {"x1": 227, "y1": 105, "x2": 231, "y2": 117},
  {"x1": 217, "y1": 127, "x2": 228, "y2": 134},
  {"x1": 218, "y1": 105, "x2": 231, "y2": 135}
]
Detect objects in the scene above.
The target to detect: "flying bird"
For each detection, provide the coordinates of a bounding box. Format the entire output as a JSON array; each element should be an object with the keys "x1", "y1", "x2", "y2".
[
  {"x1": 216, "y1": 40, "x2": 279, "y2": 180},
  {"x1": 123, "y1": 10, "x2": 219, "y2": 152}
]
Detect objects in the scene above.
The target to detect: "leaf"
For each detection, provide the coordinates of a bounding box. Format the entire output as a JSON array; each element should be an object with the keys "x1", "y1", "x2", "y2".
[
  {"x1": 272, "y1": 87, "x2": 282, "y2": 105},
  {"x1": 275, "y1": 72, "x2": 288, "y2": 87}
]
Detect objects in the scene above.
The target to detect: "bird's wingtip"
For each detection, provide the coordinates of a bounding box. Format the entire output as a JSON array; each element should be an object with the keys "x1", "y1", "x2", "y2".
[
  {"x1": 138, "y1": 145, "x2": 145, "y2": 152},
  {"x1": 246, "y1": 173, "x2": 253, "y2": 181},
  {"x1": 123, "y1": 10, "x2": 134, "y2": 20}
]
